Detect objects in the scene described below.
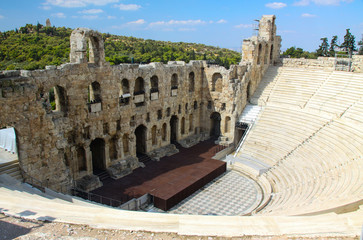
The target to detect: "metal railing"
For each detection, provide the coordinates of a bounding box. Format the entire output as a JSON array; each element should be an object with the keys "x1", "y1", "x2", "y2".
[{"x1": 71, "y1": 188, "x2": 125, "y2": 207}]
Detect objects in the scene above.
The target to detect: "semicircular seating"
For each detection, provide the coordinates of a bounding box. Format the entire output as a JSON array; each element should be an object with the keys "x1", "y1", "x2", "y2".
[{"x1": 239, "y1": 66, "x2": 363, "y2": 216}]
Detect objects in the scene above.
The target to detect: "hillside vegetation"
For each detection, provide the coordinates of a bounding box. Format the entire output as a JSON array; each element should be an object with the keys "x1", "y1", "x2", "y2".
[{"x1": 0, "y1": 24, "x2": 241, "y2": 70}]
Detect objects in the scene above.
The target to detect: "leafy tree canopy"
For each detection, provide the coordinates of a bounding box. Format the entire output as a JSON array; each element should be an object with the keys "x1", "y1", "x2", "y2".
[{"x1": 0, "y1": 23, "x2": 241, "y2": 70}]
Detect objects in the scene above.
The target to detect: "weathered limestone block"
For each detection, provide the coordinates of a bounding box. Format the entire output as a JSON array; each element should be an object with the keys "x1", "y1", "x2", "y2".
[
  {"x1": 107, "y1": 156, "x2": 139, "y2": 179},
  {"x1": 178, "y1": 134, "x2": 204, "y2": 148},
  {"x1": 148, "y1": 144, "x2": 179, "y2": 161},
  {"x1": 75, "y1": 174, "x2": 102, "y2": 192}
]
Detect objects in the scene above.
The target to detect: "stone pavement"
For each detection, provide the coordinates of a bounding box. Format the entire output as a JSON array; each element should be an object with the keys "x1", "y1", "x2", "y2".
[{"x1": 148, "y1": 170, "x2": 261, "y2": 216}]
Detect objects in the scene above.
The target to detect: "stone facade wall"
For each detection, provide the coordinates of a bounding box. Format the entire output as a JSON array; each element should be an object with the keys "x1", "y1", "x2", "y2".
[
  {"x1": 0, "y1": 15, "x2": 280, "y2": 191},
  {"x1": 282, "y1": 55, "x2": 363, "y2": 72}
]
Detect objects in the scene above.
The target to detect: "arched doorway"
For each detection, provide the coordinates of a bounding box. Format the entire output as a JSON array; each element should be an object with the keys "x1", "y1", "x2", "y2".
[
  {"x1": 90, "y1": 138, "x2": 105, "y2": 174},
  {"x1": 170, "y1": 115, "x2": 178, "y2": 143},
  {"x1": 135, "y1": 125, "x2": 147, "y2": 155},
  {"x1": 210, "y1": 112, "x2": 221, "y2": 138}
]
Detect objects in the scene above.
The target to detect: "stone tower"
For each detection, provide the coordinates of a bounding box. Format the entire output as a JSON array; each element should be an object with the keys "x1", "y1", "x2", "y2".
[{"x1": 46, "y1": 18, "x2": 51, "y2": 27}]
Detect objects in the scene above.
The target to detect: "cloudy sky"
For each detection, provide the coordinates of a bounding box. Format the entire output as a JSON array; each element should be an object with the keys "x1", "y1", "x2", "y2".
[{"x1": 0, "y1": 0, "x2": 362, "y2": 52}]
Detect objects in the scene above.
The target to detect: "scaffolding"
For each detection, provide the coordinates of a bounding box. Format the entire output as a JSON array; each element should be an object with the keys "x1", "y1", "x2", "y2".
[{"x1": 334, "y1": 51, "x2": 352, "y2": 72}]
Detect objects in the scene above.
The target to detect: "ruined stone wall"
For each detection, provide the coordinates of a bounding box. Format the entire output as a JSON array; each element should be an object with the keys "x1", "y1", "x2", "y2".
[
  {"x1": 281, "y1": 55, "x2": 363, "y2": 72},
  {"x1": 0, "y1": 15, "x2": 280, "y2": 191}
]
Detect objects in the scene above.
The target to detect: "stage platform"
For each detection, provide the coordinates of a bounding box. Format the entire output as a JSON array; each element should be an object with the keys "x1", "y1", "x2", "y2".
[{"x1": 91, "y1": 139, "x2": 227, "y2": 211}]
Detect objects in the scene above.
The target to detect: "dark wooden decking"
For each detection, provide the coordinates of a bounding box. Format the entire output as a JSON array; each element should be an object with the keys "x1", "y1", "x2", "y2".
[{"x1": 91, "y1": 139, "x2": 226, "y2": 210}]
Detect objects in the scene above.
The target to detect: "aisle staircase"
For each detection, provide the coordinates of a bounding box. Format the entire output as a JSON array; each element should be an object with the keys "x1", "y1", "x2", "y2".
[{"x1": 0, "y1": 160, "x2": 22, "y2": 180}]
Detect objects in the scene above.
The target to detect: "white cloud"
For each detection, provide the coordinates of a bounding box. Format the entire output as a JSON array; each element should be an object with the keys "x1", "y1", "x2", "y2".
[
  {"x1": 40, "y1": 5, "x2": 52, "y2": 10},
  {"x1": 178, "y1": 28, "x2": 196, "y2": 32},
  {"x1": 0, "y1": 15, "x2": 4, "y2": 19},
  {"x1": 217, "y1": 19, "x2": 227, "y2": 24},
  {"x1": 127, "y1": 19, "x2": 146, "y2": 25},
  {"x1": 114, "y1": 3, "x2": 141, "y2": 11},
  {"x1": 265, "y1": 2, "x2": 287, "y2": 9},
  {"x1": 234, "y1": 24, "x2": 253, "y2": 29},
  {"x1": 107, "y1": 15, "x2": 116, "y2": 19},
  {"x1": 78, "y1": 9, "x2": 103, "y2": 14},
  {"x1": 294, "y1": 0, "x2": 353, "y2": 6},
  {"x1": 51, "y1": 12, "x2": 66, "y2": 18},
  {"x1": 81, "y1": 15, "x2": 99, "y2": 20},
  {"x1": 301, "y1": 13, "x2": 317, "y2": 17},
  {"x1": 149, "y1": 19, "x2": 206, "y2": 27},
  {"x1": 43, "y1": 0, "x2": 118, "y2": 8}
]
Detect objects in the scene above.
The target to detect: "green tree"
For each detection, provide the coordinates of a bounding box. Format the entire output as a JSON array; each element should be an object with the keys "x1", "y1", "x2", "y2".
[
  {"x1": 329, "y1": 35, "x2": 338, "y2": 56},
  {"x1": 340, "y1": 28, "x2": 356, "y2": 56},
  {"x1": 358, "y1": 34, "x2": 363, "y2": 55},
  {"x1": 317, "y1": 37, "x2": 329, "y2": 56}
]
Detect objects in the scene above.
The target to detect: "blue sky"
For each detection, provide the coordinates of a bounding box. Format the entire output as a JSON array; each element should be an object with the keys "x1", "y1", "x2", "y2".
[{"x1": 0, "y1": 0, "x2": 362, "y2": 52}]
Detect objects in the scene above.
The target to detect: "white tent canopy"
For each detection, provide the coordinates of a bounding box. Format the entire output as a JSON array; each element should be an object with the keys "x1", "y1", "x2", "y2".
[{"x1": 0, "y1": 127, "x2": 17, "y2": 154}]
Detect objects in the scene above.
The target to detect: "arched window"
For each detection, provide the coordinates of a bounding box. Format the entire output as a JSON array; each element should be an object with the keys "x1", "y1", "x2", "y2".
[
  {"x1": 77, "y1": 146, "x2": 87, "y2": 171},
  {"x1": 119, "y1": 78, "x2": 130, "y2": 106},
  {"x1": 150, "y1": 75, "x2": 159, "y2": 93},
  {"x1": 189, "y1": 72, "x2": 195, "y2": 92},
  {"x1": 162, "y1": 123, "x2": 167, "y2": 141},
  {"x1": 257, "y1": 43, "x2": 262, "y2": 65},
  {"x1": 171, "y1": 73, "x2": 178, "y2": 89},
  {"x1": 120, "y1": 78, "x2": 130, "y2": 95},
  {"x1": 48, "y1": 85, "x2": 67, "y2": 113},
  {"x1": 134, "y1": 77, "x2": 145, "y2": 95},
  {"x1": 225, "y1": 116, "x2": 231, "y2": 133},
  {"x1": 88, "y1": 81, "x2": 101, "y2": 103},
  {"x1": 123, "y1": 134, "x2": 129, "y2": 155},
  {"x1": 151, "y1": 125, "x2": 157, "y2": 146},
  {"x1": 189, "y1": 114, "x2": 193, "y2": 132},
  {"x1": 270, "y1": 44, "x2": 274, "y2": 62},
  {"x1": 264, "y1": 44, "x2": 268, "y2": 64},
  {"x1": 212, "y1": 73, "x2": 223, "y2": 92}
]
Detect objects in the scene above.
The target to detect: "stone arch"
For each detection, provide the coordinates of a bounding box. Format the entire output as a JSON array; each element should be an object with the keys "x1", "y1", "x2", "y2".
[
  {"x1": 189, "y1": 114, "x2": 193, "y2": 132},
  {"x1": 264, "y1": 43, "x2": 269, "y2": 64},
  {"x1": 270, "y1": 44, "x2": 274, "y2": 62},
  {"x1": 120, "y1": 78, "x2": 130, "y2": 95},
  {"x1": 49, "y1": 85, "x2": 67, "y2": 113},
  {"x1": 162, "y1": 123, "x2": 167, "y2": 141},
  {"x1": 90, "y1": 138, "x2": 106, "y2": 173},
  {"x1": 170, "y1": 115, "x2": 178, "y2": 143},
  {"x1": 210, "y1": 112, "x2": 221, "y2": 137},
  {"x1": 135, "y1": 124, "x2": 147, "y2": 154},
  {"x1": 212, "y1": 73, "x2": 223, "y2": 92},
  {"x1": 88, "y1": 81, "x2": 101, "y2": 103},
  {"x1": 257, "y1": 43, "x2": 262, "y2": 65},
  {"x1": 109, "y1": 135, "x2": 118, "y2": 161},
  {"x1": 225, "y1": 116, "x2": 231, "y2": 133},
  {"x1": 189, "y1": 72, "x2": 195, "y2": 92},
  {"x1": 171, "y1": 73, "x2": 178, "y2": 89},
  {"x1": 181, "y1": 117, "x2": 185, "y2": 135},
  {"x1": 123, "y1": 134, "x2": 129, "y2": 155},
  {"x1": 70, "y1": 28, "x2": 105, "y2": 66},
  {"x1": 150, "y1": 75, "x2": 159, "y2": 93},
  {"x1": 77, "y1": 146, "x2": 87, "y2": 172},
  {"x1": 134, "y1": 77, "x2": 145, "y2": 95},
  {"x1": 151, "y1": 125, "x2": 157, "y2": 146}
]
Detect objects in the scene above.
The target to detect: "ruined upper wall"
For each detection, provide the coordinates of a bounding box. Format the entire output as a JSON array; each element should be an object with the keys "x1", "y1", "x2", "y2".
[{"x1": 241, "y1": 15, "x2": 281, "y2": 65}]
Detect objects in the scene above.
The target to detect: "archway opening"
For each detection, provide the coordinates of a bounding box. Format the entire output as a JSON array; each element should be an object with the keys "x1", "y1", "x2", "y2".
[
  {"x1": 212, "y1": 73, "x2": 223, "y2": 92},
  {"x1": 77, "y1": 146, "x2": 87, "y2": 172},
  {"x1": 90, "y1": 138, "x2": 105, "y2": 174},
  {"x1": 135, "y1": 125, "x2": 147, "y2": 155},
  {"x1": 170, "y1": 115, "x2": 178, "y2": 143},
  {"x1": 210, "y1": 112, "x2": 221, "y2": 138}
]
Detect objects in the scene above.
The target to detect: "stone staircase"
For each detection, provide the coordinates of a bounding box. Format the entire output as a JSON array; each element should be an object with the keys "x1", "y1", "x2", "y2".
[
  {"x1": 137, "y1": 153, "x2": 152, "y2": 165},
  {"x1": 95, "y1": 170, "x2": 111, "y2": 182},
  {"x1": 0, "y1": 160, "x2": 22, "y2": 180}
]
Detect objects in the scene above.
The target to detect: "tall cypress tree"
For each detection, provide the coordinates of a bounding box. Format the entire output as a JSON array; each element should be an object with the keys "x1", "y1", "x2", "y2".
[
  {"x1": 329, "y1": 35, "x2": 338, "y2": 56},
  {"x1": 317, "y1": 37, "x2": 329, "y2": 56},
  {"x1": 341, "y1": 29, "x2": 356, "y2": 56}
]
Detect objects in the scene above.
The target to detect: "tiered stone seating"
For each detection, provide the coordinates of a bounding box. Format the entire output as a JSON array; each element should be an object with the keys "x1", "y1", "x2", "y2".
[
  {"x1": 251, "y1": 67, "x2": 331, "y2": 108},
  {"x1": 242, "y1": 66, "x2": 363, "y2": 216},
  {"x1": 1, "y1": 174, "x2": 361, "y2": 237},
  {"x1": 306, "y1": 71, "x2": 363, "y2": 115}
]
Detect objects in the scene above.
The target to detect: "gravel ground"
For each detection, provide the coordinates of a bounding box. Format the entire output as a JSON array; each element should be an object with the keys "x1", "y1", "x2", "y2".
[{"x1": 0, "y1": 213, "x2": 359, "y2": 240}]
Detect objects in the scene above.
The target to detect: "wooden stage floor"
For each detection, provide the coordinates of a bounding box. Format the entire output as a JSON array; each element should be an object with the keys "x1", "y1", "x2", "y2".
[{"x1": 91, "y1": 139, "x2": 226, "y2": 210}]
